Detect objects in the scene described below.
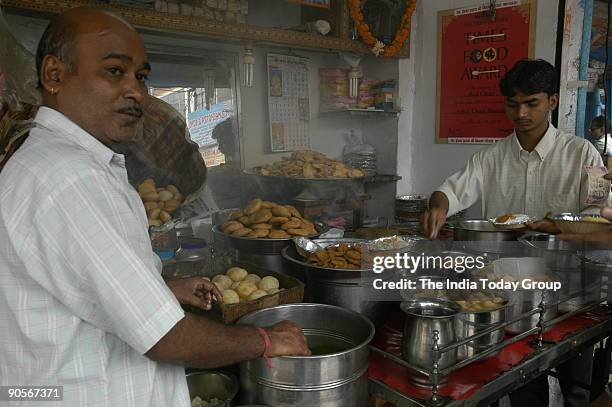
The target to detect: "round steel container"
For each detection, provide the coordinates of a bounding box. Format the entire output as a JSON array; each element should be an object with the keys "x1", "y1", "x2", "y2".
[
  {"x1": 281, "y1": 244, "x2": 393, "y2": 325},
  {"x1": 449, "y1": 219, "x2": 523, "y2": 256},
  {"x1": 237, "y1": 303, "x2": 374, "y2": 407},
  {"x1": 400, "y1": 299, "x2": 460, "y2": 387},
  {"x1": 456, "y1": 303, "x2": 507, "y2": 360},
  {"x1": 518, "y1": 232, "x2": 599, "y2": 312}
]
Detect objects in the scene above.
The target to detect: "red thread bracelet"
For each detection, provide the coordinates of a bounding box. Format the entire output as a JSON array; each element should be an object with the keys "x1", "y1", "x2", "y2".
[{"x1": 256, "y1": 327, "x2": 273, "y2": 369}]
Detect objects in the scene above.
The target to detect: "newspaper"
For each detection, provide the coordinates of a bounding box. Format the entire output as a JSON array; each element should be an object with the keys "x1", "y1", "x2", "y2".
[{"x1": 585, "y1": 165, "x2": 611, "y2": 206}]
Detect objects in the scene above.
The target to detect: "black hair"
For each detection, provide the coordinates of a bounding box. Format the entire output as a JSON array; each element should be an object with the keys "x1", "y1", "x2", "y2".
[
  {"x1": 499, "y1": 59, "x2": 559, "y2": 97},
  {"x1": 35, "y1": 15, "x2": 76, "y2": 89},
  {"x1": 591, "y1": 115, "x2": 610, "y2": 130}
]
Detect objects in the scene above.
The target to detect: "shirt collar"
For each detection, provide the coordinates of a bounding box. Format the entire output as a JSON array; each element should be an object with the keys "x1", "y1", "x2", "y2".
[
  {"x1": 510, "y1": 123, "x2": 558, "y2": 161},
  {"x1": 34, "y1": 107, "x2": 120, "y2": 166}
]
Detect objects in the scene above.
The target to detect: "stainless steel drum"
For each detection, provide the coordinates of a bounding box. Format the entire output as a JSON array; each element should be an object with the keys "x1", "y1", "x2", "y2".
[
  {"x1": 400, "y1": 299, "x2": 460, "y2": 387},
  {"x1": 518, "y1": 232, "x2": 599, "y2": 312},
  {"x1": 237, "y1": 304, "x2": 374, "y2": 407},
  {"x1": 281, "y1": 244, "x2": 394, "y2": 325}
]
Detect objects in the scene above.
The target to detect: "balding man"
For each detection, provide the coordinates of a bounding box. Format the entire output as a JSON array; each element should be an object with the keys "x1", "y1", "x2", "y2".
[{"x1": 0, "y1": 8, "x2": 309, "y2": 406}]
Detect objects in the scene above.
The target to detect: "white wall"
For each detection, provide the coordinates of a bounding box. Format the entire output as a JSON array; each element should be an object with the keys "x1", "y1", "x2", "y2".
[{"x1": 397, "y1": 0, "x2": 560, "y2": 198}]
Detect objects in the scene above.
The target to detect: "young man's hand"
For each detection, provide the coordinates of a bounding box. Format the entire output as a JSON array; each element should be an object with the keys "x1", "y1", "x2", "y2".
[{"x1": 166, "y1": 277, "x2": 222, "y2": 311}]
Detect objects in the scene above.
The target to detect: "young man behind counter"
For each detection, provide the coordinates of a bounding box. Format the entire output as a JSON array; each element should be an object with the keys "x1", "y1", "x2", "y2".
[
  {"x1": 421, "y1": 59, "x2": 604, "y2": 406},
  {"x1": 0, "y1": 8, "x2": 309, "y2": 406},
  {"x1": 422, "y1": 59, "x2": 606, "y2": 240}
]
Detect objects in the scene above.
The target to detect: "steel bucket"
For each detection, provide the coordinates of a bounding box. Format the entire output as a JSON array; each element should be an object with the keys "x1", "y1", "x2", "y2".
[{"x1": 238, "y1": 303, "x2": 374, "y2": 407}]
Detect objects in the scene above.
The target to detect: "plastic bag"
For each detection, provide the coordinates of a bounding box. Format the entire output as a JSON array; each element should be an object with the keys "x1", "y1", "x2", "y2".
[{"x1": 0, "y1": 8, "x2": 40, "y2": 111}]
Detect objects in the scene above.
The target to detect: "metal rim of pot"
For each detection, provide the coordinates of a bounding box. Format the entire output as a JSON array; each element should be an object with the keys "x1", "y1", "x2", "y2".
[{"x1": 237, "y1": 303, "x2": 375, "y2": 359}]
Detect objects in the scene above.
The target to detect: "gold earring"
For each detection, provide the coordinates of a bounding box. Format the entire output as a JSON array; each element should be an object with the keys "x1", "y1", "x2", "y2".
[{"x1": 50, "y1": 88, "x2": 55, "y2": 95}]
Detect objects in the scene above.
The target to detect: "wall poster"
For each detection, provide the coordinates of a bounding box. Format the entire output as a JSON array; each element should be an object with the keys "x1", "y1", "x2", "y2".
[
  {"x1": 436, "y1": 0, "x2": 536, "y2": 144},
  {"x1": 267, "y1": 53, "x2": 311, "y2": 152}
]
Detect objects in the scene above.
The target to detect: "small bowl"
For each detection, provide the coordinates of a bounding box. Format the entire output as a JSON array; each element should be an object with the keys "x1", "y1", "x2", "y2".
[
  {"x1": 548, "y1": 213, "x2": 612, "y2": 234},
  {"x1": 186, "y1": 371, "x2": 238, "y2": 407}
]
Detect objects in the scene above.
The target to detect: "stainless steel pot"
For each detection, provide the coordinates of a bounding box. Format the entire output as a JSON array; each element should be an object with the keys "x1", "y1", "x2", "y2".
[
  {"x1": 281, "y1": 244, "x2": 394, "y2": 325},
  {"x1": 518, "y1": 233, "x2": 599, "y2": 312},
  {"x1": 505, "y1": 289, "x2": 559, "y2": 335},
  {"x1": 448, "y1": 219, "x2": 523, "y2": 256},
  {"x1": 456, "y1": 304, "x2": 507, "y2": 360},
  {"x1": 400, "y1": 299, "x2": 460, "y2": 387},
  {"x1": 237, "y1": 303, "x2": 374, "y2": 407}
]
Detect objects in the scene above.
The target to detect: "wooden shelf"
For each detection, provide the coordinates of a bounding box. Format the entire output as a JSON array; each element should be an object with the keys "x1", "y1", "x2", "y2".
[
  {"x1": 3, "y1": 0, "x2": 372, "y2": 54},
  {"x1": 319, "y1": 108, "x2": 401, "y2": 117}
]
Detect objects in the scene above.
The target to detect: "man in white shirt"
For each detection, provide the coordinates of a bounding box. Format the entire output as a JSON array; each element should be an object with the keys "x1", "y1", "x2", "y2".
[
  {"x1": 421, "y1": 59, "x2": 602, "y2": 407},
  {"x1": 422, "y1": 60, "x2": 605, "y2": 240},
  {"x1": 589, "y1": 115, "x2": 612, "y2": 157},
  {"x1": 0, "y1": 8, "x2": 309, "y2": 406}
]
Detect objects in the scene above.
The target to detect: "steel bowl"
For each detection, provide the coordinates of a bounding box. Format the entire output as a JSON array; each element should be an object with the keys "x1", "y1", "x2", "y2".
[
  {"x1": 186, "y1": 371, "x2": 239, "y2": 407},
  {"x1": 448, "y1": 219, "x2": 524, "y2": 256}
]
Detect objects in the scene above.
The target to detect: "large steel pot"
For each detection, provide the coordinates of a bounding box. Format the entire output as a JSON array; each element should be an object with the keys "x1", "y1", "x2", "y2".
[
  {"x1": 448, "y1": 219, "x2": 524, "y2": 257},
  {"x1": 400, "y1": 299, "x2": 460, "y2": 387},
  {"x1": 281, "y1": 244, "x2": 395, "y2": 325},
  {"x1": 238, "y1": 303, "x2": 374, "y2": 407},
  {"x1": 518, "y1": 233, "x2": 599, "y2": 312}
]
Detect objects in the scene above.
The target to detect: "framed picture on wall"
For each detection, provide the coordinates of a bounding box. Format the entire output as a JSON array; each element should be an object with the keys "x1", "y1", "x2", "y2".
[
  {"x1": 287, "y1": 0, "x2": 331, "y2": 9},
  {"x1": 435, "y1": 0, "x2": 537, "y2": 144}
]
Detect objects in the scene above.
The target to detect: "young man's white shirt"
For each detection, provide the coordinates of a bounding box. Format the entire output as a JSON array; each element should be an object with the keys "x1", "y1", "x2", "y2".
[{"x1": 436, "y1": 123, "x2": 607, "y2": 219}]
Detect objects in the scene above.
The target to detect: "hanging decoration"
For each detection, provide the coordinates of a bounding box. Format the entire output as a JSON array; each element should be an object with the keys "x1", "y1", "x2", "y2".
[{"x1": 348, "y1": 0, "x2": 417, "y2": 57}]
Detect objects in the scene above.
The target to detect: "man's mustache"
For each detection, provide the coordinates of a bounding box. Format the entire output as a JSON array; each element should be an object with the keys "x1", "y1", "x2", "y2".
[{"x1": 116, "y1": 106, "x2": 143, "y2": 118}]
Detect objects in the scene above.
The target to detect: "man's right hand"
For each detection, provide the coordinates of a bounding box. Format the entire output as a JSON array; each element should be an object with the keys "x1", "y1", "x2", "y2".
[
  {"x1": 421, "y1": 192, "x2": 450, "y2": 240},
  {"x1": 265, "y1": 320, "x2": 311, "y2": 357},
  {"x1": 421, "y1": 208, "x2": 448, "y2": 240}
]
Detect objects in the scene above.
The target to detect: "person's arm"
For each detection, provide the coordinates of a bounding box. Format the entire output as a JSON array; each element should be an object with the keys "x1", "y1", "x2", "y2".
[
  {"x1": 422, "y1": 192, "x2": 450, "y2": 239},
  {"x1": 146, "y1": 315, "x2": 309, "y2": 368},
  {"x1": 421, "y1": 153, "x2": 484, "y2": 239}
]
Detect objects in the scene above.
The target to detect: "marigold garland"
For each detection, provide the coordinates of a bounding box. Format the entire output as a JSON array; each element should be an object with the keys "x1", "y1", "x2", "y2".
[{"x1": 348, "y1": 0, "x2": 417, "y2": 57}]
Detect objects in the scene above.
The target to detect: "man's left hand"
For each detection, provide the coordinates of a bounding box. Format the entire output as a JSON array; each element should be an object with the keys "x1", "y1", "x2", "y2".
[
  {"x1": 166, "y1": 277, "x2": 222, "y2": 311},
  {"x1": 557, "y1": 204, "x2": 612, "y2": 241},
  {"x1": 525, "y1": 216, "x2": 560, "y2": 234}
]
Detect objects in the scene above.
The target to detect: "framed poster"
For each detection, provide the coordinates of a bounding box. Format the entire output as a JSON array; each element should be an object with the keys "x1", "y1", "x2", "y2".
[
  {"x1": 436, "y1": 0, "x2": 537, "y2": 144},
  {"x1": 287, "y1": 0, "x2": 331, "y2": 8},
  {"x1": 267, "y1": 53, "x2": 311, "y2": 152}
]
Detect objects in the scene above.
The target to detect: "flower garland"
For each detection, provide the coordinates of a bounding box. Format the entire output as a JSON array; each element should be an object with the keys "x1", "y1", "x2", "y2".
[{"x1": 348, "y1": 0, "x2": 417, "y2": 57}]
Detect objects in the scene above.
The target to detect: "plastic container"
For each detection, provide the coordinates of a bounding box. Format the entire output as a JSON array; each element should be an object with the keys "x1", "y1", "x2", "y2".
[{"x1": 172, "y1": 237, "x2": 211, "y2": 278}]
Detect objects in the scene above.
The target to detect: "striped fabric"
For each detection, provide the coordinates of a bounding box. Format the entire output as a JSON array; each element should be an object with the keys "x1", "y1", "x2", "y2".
[
  {"x1": 0, "y1": 107, "x2": 189, "y2": 406},
  {"x1": 436, "y1": 124, "x2": 608, "y2": 219}
]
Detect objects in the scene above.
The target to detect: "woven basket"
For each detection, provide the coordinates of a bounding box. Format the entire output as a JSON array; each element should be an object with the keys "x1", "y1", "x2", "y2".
[{"x1": 204, "y1": 264, "x2": 305, "y2": 324}]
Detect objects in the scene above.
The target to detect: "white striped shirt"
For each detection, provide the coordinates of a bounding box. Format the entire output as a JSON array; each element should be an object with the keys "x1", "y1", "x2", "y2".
[
  {"x1": 436, "y1": 124, "x2": 607, "y2": 219},
  {"x1": 0, "y1": 107, "x2": 189, "y2": 406}
]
